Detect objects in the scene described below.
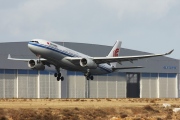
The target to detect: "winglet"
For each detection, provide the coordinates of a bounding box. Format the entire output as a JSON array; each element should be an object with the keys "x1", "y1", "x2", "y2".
[
  {"x1": 165, "y1": 49, "x2": 174, "y2": 55},
  {"x1": 8, "y1": 54, "x2": 11, "y2": 59}
]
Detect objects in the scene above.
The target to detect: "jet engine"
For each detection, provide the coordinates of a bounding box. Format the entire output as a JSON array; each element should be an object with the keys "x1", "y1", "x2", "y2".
[
  {"x1": 28, "y1": 60, "x2": 45, "y2": 70},
  {"x1": 80, "y1": 58, "x2": 97, "y2": 69}
]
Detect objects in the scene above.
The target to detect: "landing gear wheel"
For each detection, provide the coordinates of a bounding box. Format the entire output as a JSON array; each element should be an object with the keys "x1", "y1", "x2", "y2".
[
  {"x1": 86, "y1": 76, "x2": 93, "y2": 80},
  {"x1": 57, "y1": 77, "x2": 60, "y2": 81},
  {"x1": 61, "y1": 76, "x2": 64, "y2": 81},
  {"x1": 54, "y1": 73, "x2": 58, "y2": 77},
  {"x1": 90, "y1": 76, "x2": 94, "y2": 80},
  {"x1": 54, "y1": 67, "x2": 65, "y2": 81}
]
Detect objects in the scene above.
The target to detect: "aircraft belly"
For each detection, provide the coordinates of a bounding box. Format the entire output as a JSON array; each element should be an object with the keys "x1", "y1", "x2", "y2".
[
  {"x1": 90, "y1": 68, "x2": 109, "y2": 75},
  {"x1": 41, "y1": 49, "x2": 82, "y2": 71}
]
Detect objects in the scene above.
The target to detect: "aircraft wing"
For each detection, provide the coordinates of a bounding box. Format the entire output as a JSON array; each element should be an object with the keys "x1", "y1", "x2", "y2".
[
  {"x1": 7, "y1": 54, "x2": 51, "y2": 67},
  {"x1": 93, "y1": 49, "x2": 174, "y2": 64},
  {"x1": 67, "y1": 49, "x2": 174, "y2": 65},
  {"x1": 7, "y1": 54, "x2": 47, "y2": 61}
]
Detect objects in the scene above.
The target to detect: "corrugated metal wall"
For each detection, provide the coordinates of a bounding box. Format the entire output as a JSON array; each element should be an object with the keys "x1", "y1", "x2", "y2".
[
  {"x1": 116, "y1": 73, "x2": 127, "y2": 98},
  {"x1": 0, "y1": 70, "x2": 4, "y2": 98},
  {"x1": 141, "y1": 73, "x2": 158, "y2": 98},
  {"x1": 141, "y1": 73, "x2": 178, "y2": 98},
  {"x1": 0, "y1": 69, "x2": 62, "y2": 98},
  {"x1": 67, "y1": 71, "x2": 86, "y2": 98},
  {"x1": 88, "y1": 73, "x2": 126, "y2": 98},
  {"x1": 159, "y1": 73, "x2": 177, "y2": 98},
  {"x1": 66, "y1": 71, "x2": 126, "y2": 98},
  {"x1": 0, "y1": 69, "x2": 178, "y2": 98},
  {"x1": 18, "y1": 70, "x2": 38, "y2": 98},
  {"x1": 5, "y1": 70, "x2": 16, "y2": 98},
  {"x1": 39, "y1": 71, "x2": 50, "y2": 98}
]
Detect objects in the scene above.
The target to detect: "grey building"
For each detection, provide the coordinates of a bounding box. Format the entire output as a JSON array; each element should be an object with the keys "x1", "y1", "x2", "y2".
[{"x1": 0, "y1": 41, "x2": 179, "y2": 98}]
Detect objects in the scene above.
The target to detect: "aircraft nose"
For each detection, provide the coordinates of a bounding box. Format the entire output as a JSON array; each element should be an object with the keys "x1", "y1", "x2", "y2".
[
  {"x1": 28, "y1": 42, "x2": 32, "y2": 49},
  {"x1": 28, "y1": 42, "x2": 35, "y2": 52}
]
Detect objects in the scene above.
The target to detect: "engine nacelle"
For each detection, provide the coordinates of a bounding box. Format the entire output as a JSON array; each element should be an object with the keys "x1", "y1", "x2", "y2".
[
  {"x1": 28, "y1": 60, "x2": 45, "y2": 70},
  {"x1": 80, "y1": 58, "x2": 97, "y2": 69}
]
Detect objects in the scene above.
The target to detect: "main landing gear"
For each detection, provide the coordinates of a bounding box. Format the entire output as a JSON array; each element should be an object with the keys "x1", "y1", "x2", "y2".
[
  {"x1": 84, "y1": 69, "x2": 94, "y2": 80},
  {"x1": 54, "y1": 67, "x2": 64, "y2": 81}
]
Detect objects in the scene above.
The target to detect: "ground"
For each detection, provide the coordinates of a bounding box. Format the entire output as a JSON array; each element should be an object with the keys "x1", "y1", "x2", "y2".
[{"x1": 0, "y1": 98, "x2": 180, "y2": 120}]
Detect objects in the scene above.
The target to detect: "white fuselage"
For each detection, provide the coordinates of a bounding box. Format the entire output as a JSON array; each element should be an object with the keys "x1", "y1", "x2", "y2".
[{"x1": 28, "y1": 39, "x2": 113, "y2": 75}]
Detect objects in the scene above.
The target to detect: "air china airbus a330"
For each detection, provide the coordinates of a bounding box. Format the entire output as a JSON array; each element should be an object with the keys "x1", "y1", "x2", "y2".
[{"x1": 8, "y1": 39, "x2": 173, "y2": 81}]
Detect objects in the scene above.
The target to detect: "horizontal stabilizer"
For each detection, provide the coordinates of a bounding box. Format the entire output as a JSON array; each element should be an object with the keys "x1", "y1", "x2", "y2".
[{"x1": 112, "y1": 66, "x2": 143, "y2": 71}]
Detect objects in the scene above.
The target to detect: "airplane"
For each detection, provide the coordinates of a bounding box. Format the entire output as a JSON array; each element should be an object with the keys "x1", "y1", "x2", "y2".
[{"x1": 8, "y1": 39, "x2": 174, "y2": 81}]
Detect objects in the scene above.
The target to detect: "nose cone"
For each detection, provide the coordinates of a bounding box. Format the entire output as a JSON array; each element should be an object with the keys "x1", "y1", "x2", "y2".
[
  {"x1": 28, "y1": 42, "x2": 37, "y2": 54},
  {"x1": 28, "y1": 42, "x2": 33, "y2": 50}
]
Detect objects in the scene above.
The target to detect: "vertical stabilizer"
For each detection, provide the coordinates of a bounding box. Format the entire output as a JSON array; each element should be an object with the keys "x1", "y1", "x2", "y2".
[{"x1": 107, "y1": 40, "x2": 121, "y2": 67}]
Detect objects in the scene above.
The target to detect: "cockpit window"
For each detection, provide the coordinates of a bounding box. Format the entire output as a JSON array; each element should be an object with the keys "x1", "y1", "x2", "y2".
[{"x1": 30, "y1": 41, "x2": 39, "y2": 43}]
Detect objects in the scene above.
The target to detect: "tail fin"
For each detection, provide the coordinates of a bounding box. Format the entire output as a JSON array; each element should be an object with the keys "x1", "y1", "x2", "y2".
[{"x1": 107, "y1": 40, "x2": 121, "y2": 67}]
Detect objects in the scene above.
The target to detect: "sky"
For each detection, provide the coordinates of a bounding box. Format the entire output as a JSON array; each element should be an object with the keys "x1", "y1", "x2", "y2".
[{"x1": 0, "y1": 0, "x2": 180, "y2": 59}]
